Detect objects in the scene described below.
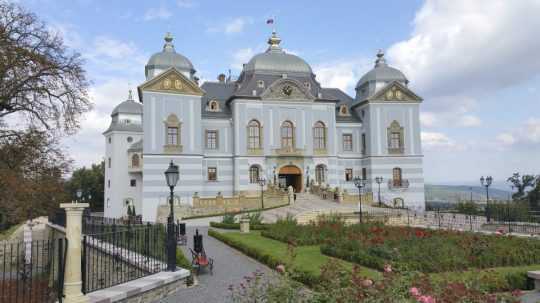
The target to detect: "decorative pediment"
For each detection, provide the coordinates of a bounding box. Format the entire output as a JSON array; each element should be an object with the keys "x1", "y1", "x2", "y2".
[
  {"x1": 260, "y1": 79, "x2": 314, "y2": 101},
  {"x1": 138, "y1": 67, "x2": 204, "y2": 99},
  {"x1": 370, "y1": 81, "x2": 422, "y2": 102}
]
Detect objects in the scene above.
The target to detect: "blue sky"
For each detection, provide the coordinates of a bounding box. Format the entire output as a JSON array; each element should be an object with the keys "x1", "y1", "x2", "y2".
[{"x1": 17, "y1": 0, "x2": 540, "y2": 189}]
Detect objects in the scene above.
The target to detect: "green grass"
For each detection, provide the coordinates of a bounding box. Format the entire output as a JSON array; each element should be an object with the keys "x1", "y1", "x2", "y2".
[{"x1": 210, "y1": 230, "x2": 381, "y2": 280}]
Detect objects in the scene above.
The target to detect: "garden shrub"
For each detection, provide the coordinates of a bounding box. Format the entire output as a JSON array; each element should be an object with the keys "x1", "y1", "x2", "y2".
[
  {"x1": 221, "y1": 213, "x2": 236, "y2": 224},
  {"x1": 209, "y1": 221, "x2": 268, "y2": 230},
  {"x1": 176, "y1": 248, "x2": 192, "y2": 271},
  {"x1": 247, "y1": 212, "x2": 263, "y2": 225}
]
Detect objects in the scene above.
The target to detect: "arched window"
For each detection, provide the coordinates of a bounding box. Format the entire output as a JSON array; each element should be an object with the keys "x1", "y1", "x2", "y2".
[
  {"x1": 313, "y1": 121, "x2": 326, "y2": 150},
  {"x1": 393, "y1": 167, "x2": 402, "y2": 187},
  {"x1": 165, "y1": 114, "x2": 181, "y2": 146},
  {"x1": 387, "y1": 120, "x2": 404, "y2": 154},
  {"x1": 131, "y1": 154, "x2": 140, "y2": 168},
  {"x1": 249, "y1": 165, "x2": 260, "y2": 184},
  {"x1": 248, "y1": 120, "x2": 261, "y2": 149},
  {"x1": 281, "y1": 121, "x2": 294, "y2": 148},
  {"x1": 315, "y1": 164, "x2": 326, "y2": 184},
  {"x1": 208, "y1": 100, "x2": 220, "y2": 112}
]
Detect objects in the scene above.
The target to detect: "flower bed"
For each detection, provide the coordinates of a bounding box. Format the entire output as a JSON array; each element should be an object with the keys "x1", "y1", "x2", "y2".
[{"x1": 262, "y1": 216, "x2": 540, "y2": 273}]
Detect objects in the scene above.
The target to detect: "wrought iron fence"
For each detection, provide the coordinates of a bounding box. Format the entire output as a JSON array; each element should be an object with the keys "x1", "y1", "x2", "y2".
[
  {"x1": 356, "y1": 205, "x2": 540, "y2": 235},
  {"x1": 81, "y1": 222, "x2": 169, "y2": 294},
  {"x1": 0, "y1": 238, "x2": 67, "y2": 303}
]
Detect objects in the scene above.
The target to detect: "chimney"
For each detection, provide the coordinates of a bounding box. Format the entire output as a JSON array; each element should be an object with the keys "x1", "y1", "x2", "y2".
[{"x1": 217, "y1": 73, "x2": 226, "y2": 83}]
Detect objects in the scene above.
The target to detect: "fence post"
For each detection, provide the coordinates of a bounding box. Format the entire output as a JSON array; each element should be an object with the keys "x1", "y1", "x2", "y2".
[{"x1": 60, "y1": 202, "x2": 89, "y2": 303}]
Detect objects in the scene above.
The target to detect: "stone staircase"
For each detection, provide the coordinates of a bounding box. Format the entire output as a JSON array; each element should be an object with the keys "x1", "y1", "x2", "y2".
[{"x1": 261, "y1": 193, "x2": 356, "y2": 224}]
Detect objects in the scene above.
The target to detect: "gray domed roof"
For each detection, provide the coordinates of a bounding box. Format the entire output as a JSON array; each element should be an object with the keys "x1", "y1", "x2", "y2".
[
  {"x1": 111, "y1": 90, "x2": 142, "y2": 116},
  {"x1": 243, "y1": 32, "x2": 312, "y2": 75},
  {"x1": 145, "y1": 33, "x2": 195, "y2": 77},
  {"x1": 356, "y1": 50, "x2": 407, "y2": 89}
]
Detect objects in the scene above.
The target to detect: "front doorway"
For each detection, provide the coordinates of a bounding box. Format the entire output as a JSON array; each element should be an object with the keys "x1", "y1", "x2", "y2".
[{"x1": 278, "y1": 165, "x2": 302, "y2": 193}]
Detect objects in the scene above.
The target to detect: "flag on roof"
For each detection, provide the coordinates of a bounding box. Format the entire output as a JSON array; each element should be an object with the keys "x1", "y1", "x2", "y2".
[{"x1": 266, "y1": 18, "x2": 274, "y2": 24}]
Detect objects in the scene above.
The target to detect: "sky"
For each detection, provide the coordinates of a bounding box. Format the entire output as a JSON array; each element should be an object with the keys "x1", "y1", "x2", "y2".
[{"x1": 15, "y1": 0, "x2": 540, "y2": 189}]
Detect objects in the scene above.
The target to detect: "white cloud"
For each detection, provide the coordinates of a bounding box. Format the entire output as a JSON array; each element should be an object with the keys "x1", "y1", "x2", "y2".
[
  {"x1": 208, "y1": 17, "x2": 253, "y2": 35},
  {"x1": 143, "y1": 6, "x2": 172, "y2": 21},
  {"x1": 421, "y1": 131, "x2": 465, "y2": 151},
  {"x1": 91, "y1": 36, "x2": 139, "y2": 59},
  {"x1": 496, "y1": 118, "x2": 540, "y2": 147},
  {"x1": 231, "y1": 47, "x2": 255, "y2": 70},
  {"x1": 388, "y1": 0, "x2": 540, "y2": 97},
  {"x1": 313, "y1": 59, "x2": 372, "y2": 92}
]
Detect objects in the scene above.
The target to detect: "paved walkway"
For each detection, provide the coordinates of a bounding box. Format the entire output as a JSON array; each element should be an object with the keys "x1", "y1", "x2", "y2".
[{"x1": 159, "y1": 226, "x2": 272, "y2": 303}]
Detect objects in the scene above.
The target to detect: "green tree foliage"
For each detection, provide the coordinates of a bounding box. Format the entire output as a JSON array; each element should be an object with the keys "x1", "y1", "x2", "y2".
[
  {"x1": 507, "y1": 173, "x2": 536, "y2": 200},
  {"x1": 65, "y1": 161, "x2": 104, "y2": 211}
]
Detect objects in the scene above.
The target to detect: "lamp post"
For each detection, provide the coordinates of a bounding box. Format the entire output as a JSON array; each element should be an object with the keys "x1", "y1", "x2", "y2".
[
  {"x1": 353, "y1": 177, "x2": 368, "y2": 224},
  {"x1": 480, "y1": 176, "x2": 493, "y2": 222},
  {"x1": 258, "y1": 178, "x2": 267, "y2": 209},
  {"x1": 273, "y1": 166, "x2": 276, "y2": 186},
  {"x1": 305, "y1": 166, "x2": 310, "y2": 192},
  {"x1": 375, "y1": 177, "x2": 383, "y2": 207},
  {"x1": 164, "y1": 161, "x2": 179, "y2": 271}
]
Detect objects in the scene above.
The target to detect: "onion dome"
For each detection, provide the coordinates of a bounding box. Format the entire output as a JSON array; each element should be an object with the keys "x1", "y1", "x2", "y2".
[
  {"x1": 356, "y1": 50, "x2": 408, "y2": 89},
  {"x1": 145, "y1": 33, "x2": 195, "y2": 79},
  {"x1": 243, "y1": 31, "x2": 312, "y2": 75},
  {"x1": 111, "y1": 89, "x2": 142, "y2": 116}
]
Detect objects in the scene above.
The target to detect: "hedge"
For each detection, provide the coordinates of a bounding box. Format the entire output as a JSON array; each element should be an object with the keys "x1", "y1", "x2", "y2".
[
  {"x1": 209, "y1": 222, "x2": 268, "y2": 230},
  {"x1": 208, "y1": 229, "x2": 321, "y2": 287},
  {"x1": 176, "y1": 248, "x2": 193, "y2": 271}
]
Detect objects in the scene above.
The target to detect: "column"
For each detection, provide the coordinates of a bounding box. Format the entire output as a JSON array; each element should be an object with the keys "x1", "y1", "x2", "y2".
[{"x1": 60, "y1": 202, "x2": 89, "y2": 303}]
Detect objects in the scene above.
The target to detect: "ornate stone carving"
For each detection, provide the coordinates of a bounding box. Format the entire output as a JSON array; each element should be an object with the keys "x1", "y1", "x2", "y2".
[
  {"x1": 261, "y1": 79, "x2": 314, "y2": 101},
  {"x1": 139, "y1": 68, "x2": 204, "y2": 96}
]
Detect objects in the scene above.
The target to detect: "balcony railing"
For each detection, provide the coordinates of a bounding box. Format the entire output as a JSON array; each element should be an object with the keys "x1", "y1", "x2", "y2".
[
  {"x1": 388, "y1": 179, "x2": 410, "y2": 190},
  {"x1": 273, "y1": 146, "x2": 304, "y2": 156},
  {"x1": 388, "y1": 147, "x2": 405, "y2": 154}
]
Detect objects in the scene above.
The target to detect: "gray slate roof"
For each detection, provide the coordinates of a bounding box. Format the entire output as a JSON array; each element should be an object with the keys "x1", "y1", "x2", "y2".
[
  {"x1": 145, "y1": 33, "x2": 195, "y2": 77},
  {"x1": 111, "y1": 99, "x2": 143, "y2": 116},
  {"x1": 356, "y1": 51, "x2": 407, "y2": 89},
  {"x1": 103, "y1": 122, "x2": 143, "y2": 134},
  {"x1": 201, "y1": 81, "x2": 235, "y2": 119}
]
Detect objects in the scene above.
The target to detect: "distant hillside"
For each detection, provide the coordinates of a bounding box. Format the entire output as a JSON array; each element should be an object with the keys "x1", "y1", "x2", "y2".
[{"x1": 425, "y1": 184, "x2": 511, "y2": 204}]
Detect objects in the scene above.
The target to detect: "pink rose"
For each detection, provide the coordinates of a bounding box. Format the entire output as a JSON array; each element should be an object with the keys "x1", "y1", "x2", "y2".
[
  {"x1": 384, "y1": 264, "x2": 392, "y2": 273},
  {"x1": 410, "y1": 287, "x2": 421, "y2": 297},
  {"x1": 418, "y1": 295, "x2": 435, "y2": 303},
  {"x1": 361, "y1": 279, "x2": 373, "y2": 287}
]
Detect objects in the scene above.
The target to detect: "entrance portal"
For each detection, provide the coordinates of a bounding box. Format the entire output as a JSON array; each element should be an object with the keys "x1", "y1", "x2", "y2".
[{"x1": 278, "y1": 165, "x2": 302, "y2": 193}]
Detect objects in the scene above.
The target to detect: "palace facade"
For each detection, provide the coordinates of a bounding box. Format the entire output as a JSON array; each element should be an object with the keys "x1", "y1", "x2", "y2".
[{"x1": 104, "y1": 32, "x2": 425, "y2": 221}]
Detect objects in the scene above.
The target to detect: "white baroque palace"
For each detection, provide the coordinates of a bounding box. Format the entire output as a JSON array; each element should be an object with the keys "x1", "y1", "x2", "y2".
[{"x1": 104, "y1": 32, "x2": 425, "y2": 221}]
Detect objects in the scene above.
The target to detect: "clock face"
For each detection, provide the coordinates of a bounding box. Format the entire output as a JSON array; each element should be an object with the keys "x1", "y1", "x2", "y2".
[
  {"x1": 385, "y1": 90, "x2": 393, "y2": 99},
  {"x1": 282, "y1": 85, "x2": 293, "y2": 96}
]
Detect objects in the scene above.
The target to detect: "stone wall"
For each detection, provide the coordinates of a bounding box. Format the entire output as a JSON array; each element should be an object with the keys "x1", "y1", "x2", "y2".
[
  {"x1": 117, "y1": 277, "x2": 187, "y2": 303},
  {"x1": 310, "y1": 184, "x2": 373, "y2": 204}
]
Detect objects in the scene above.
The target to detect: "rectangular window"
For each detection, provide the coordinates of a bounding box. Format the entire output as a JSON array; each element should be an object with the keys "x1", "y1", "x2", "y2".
[
  {"x1": 108, "y1": 157, "x2": 111, "y2": 168},
  {"x1": 345, "y1": 168, "x2": 353, "y2": 181},
  {"x1": 208, "y1": 167, "x2": 217, "y2": 181},
  {"x1": 107, "y1": 180, "x2": 110, "y2": 188},
  {"x1": 361, "y1": 133, "x2": 366, "y2": 154},
  {"x1": 167, "y1": 127, "x2": 178, "y2": 145},
  {"x1": 362, "y1": 168, "x2": 367, "y2": 180},
  {"x1": 343, "y1": 134, "x2": 353, "y2": 151},
  {"x1": 130, "y1": 179, "x2": 136, "y2": 187},
  {"x1": 390, "y1": 132, "x2": 401, "y2": 149},
  {"x1": 206, "y1": 130, "x2": 218, "y2": 149}
]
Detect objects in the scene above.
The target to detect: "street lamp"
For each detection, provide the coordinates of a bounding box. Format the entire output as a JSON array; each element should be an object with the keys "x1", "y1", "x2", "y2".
[
  {"x1": 258, "y1": 178, "x2": 267, "y2": 209},
  {"x1": 353, "y1": 177, "x2": 368, "y2": 223},
  {"x1": 480, "y1": 176, "x2": 493, "y2": 222},
  {"x1": 375, "y1": 177, "x2": 383, "y2": 207},
  {"x1": 305, "y1": 166, "x2": 310, "y2": 192},
  {"x1": 164, "y1": 161, "x2": 179, "y2": 271}
]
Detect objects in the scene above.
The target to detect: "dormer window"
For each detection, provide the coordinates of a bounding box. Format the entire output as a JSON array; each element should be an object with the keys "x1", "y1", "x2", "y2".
[
  {"x1": 304, "y1": 82, "x2": 311, "y2": 89},
  {"x1": 338, "y1": 105, "x2": 350, "y2": 116},
  {"x1": 207, "y1": 100, "x2": 220, "y2": 112},
  {"x1": 257, "y1": 80, "x2": 265, "y2": 88}
]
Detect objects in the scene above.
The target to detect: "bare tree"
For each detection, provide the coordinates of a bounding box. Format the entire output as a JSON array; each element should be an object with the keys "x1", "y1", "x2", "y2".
[{"x1": 0, "y1": 1, "x2": 91, "y2": 137}]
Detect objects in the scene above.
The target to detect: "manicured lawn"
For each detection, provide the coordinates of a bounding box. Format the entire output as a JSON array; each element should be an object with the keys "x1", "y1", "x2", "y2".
[{"x1": 210, "y1": 230, "x2": 381, "y2": 280}]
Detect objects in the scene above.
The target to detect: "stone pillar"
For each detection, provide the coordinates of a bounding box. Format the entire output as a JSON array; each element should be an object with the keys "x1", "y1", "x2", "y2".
[
  {"x1": 60, "y1": 202, "x2": 89, "y2": 303},
  {"x1": 337, "y1": 187, "x2": 344, "y2": 203},
  {"x1": 240, "y1": 218, "x2": 250, "y2": 233},
  {"x1": 288, "y1": 186, "x2": 294, "y2": 204}
]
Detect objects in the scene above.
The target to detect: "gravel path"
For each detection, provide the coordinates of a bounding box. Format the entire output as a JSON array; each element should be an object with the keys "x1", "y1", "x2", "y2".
[{"x1": 158, "y1": 226, "x2": 272, "y2": 303}]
